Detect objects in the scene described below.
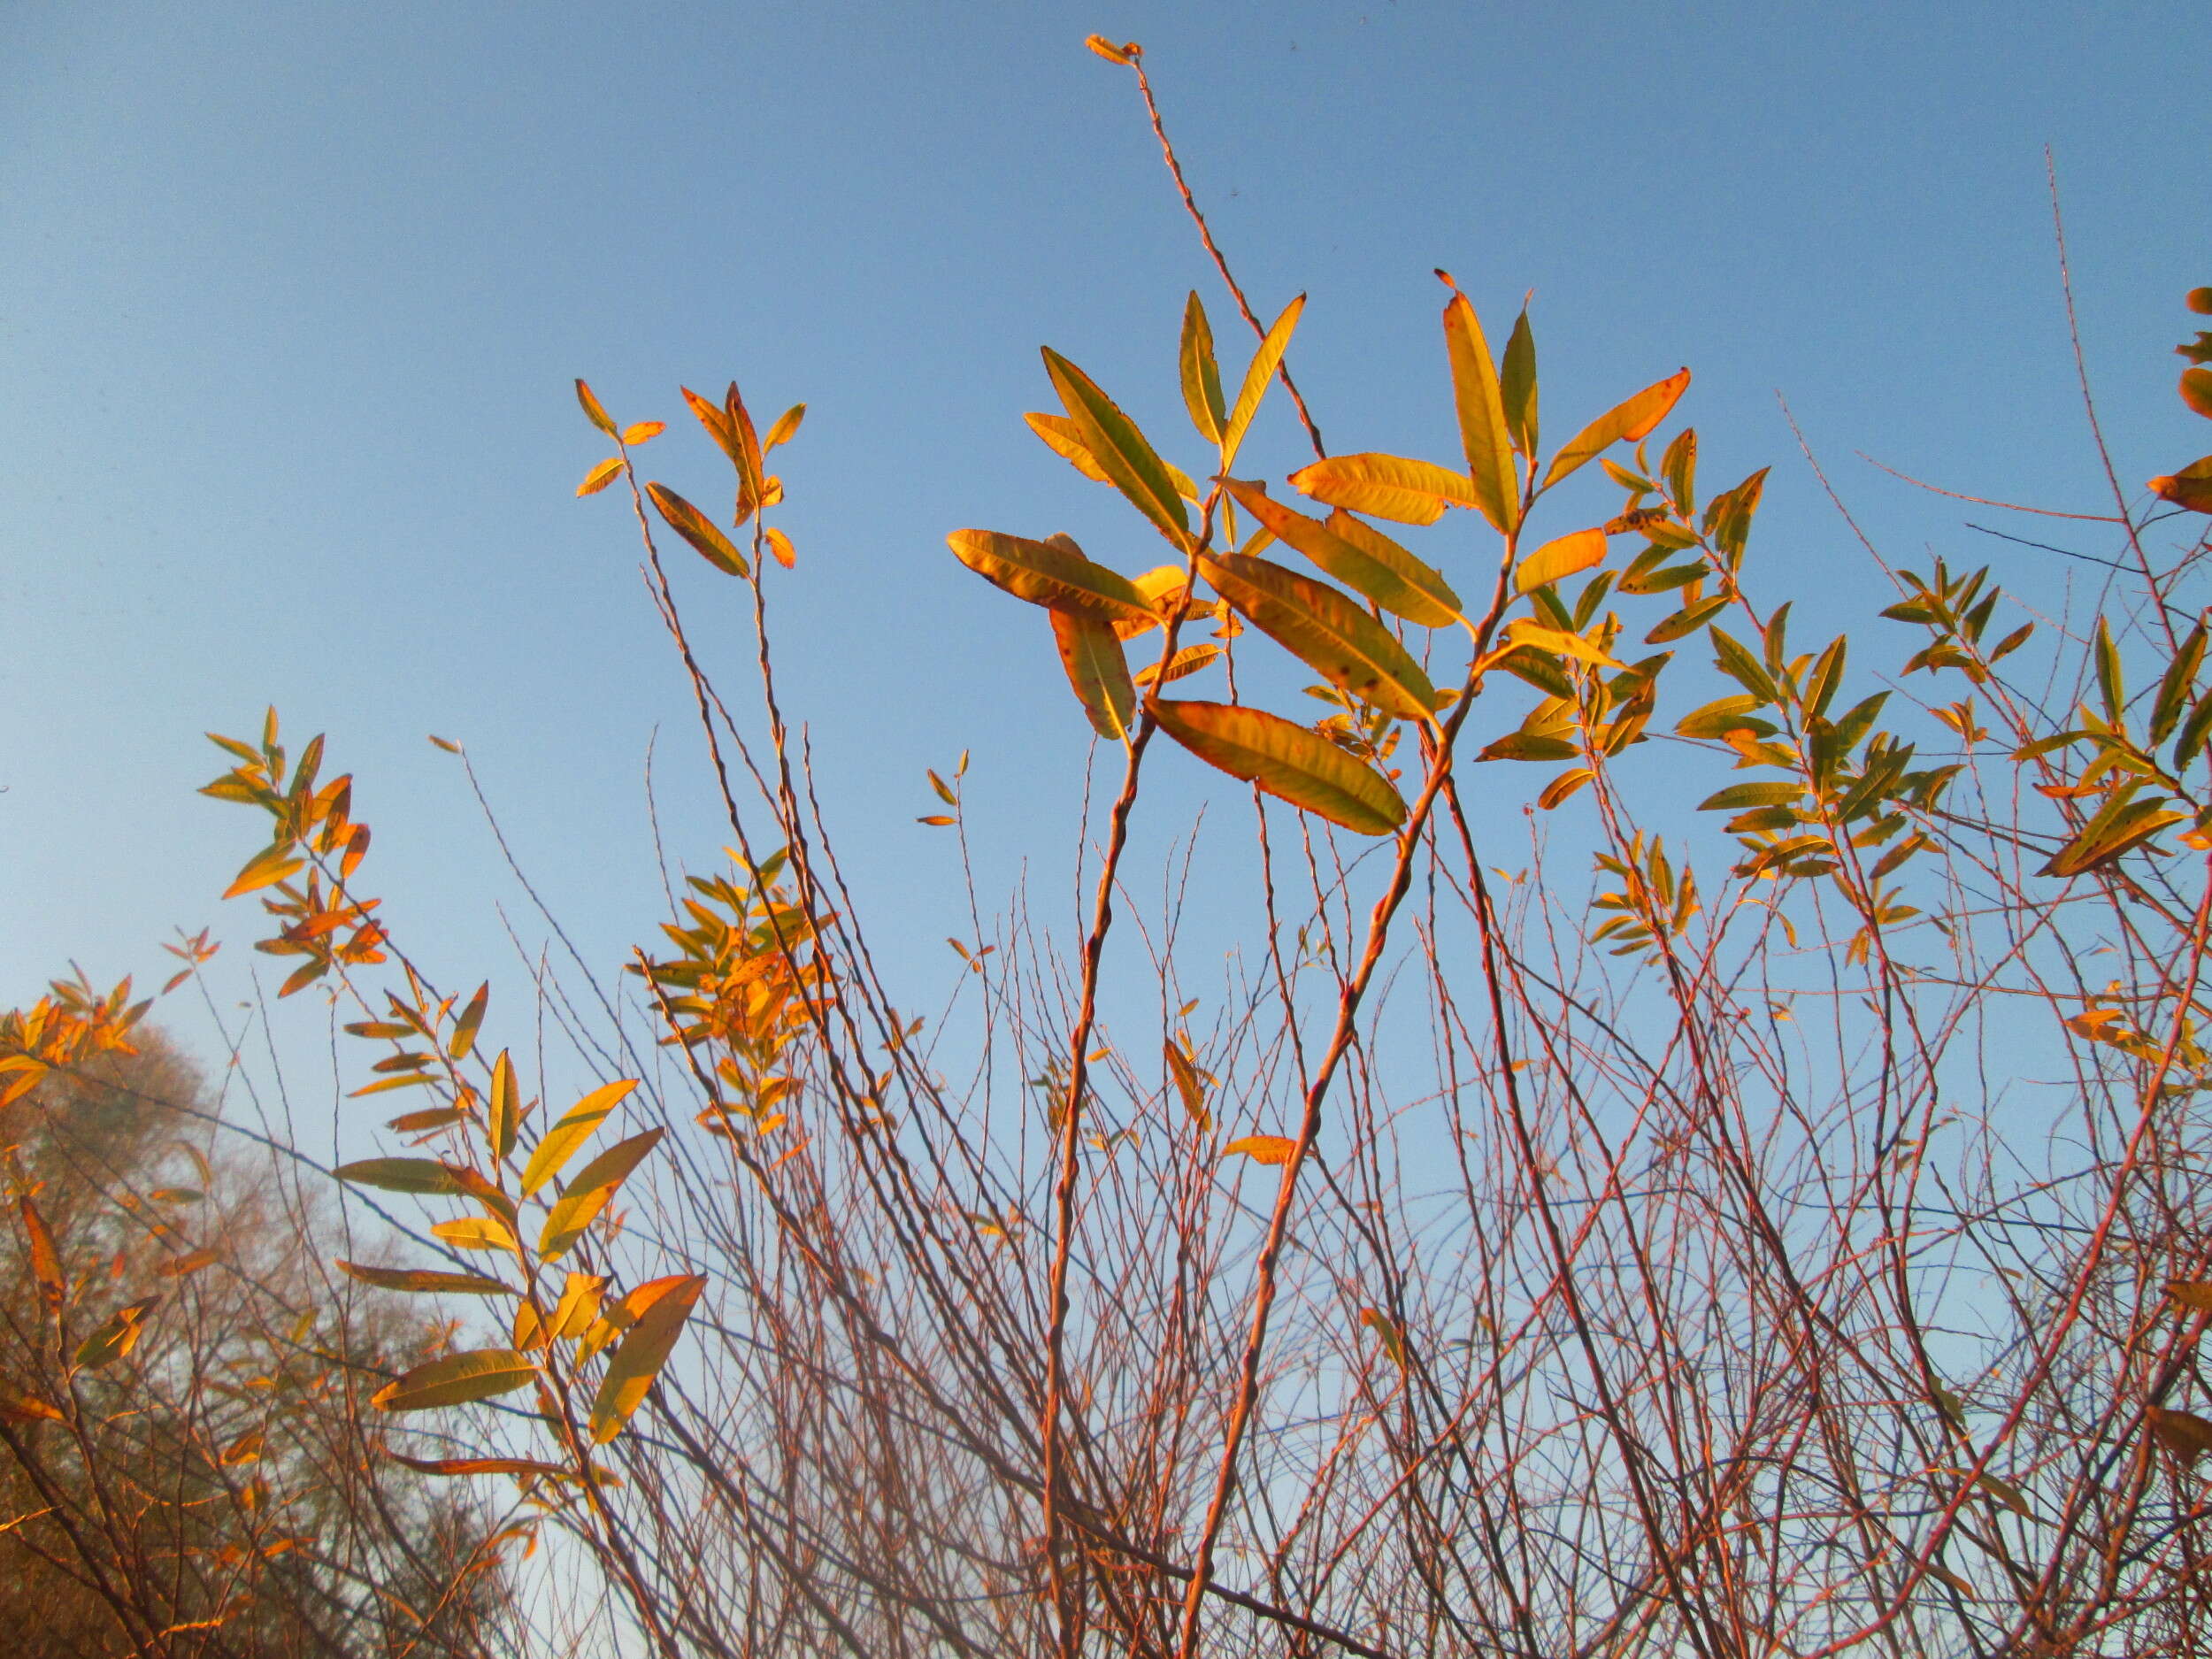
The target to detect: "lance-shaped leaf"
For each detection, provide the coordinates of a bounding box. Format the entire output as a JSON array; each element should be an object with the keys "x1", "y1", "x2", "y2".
[
  {"x1": 449, "y1": 982, "x2": 488, "y2": 1060},
  {"x1": 1223, "y1": 1134, "x2": 1298, "y2": 1165},
  {"x1": 372, "y1": 1348, "x2": 536, "y2": 1413},
  {"x1": 1198, "y1": 552, "x2": 1439, "y2": 720},
  {"x1": 574, "y1": 379, "x2": 617, "y2": 435},
  {"x1": 1135, "y1": 643, "x2": 1221, "y2": 687},
  {"x1": 647, "y1": 483, "x2": 749, "y2": 578},
  {"x1": 1179, "y1": 291, "x2": 1226, "y2": 443},
  {"x1": 947, "y1": 530, "x2": 1156, "y2": 628},
  {"x1": 74, "y1": 1297, "x2": 159, "y2": 1370},
  {"x1": 1287, "y1": 453, "x2": 1479, "y2": 526},
  {"x1": 1442, "y1": 293, "x2": 1521, "y2": 534},
  {"x1": 1151, "y1": 700, "x2": 1406, "y2": 835},
  {"x1": 432, "y1": 1215, "x2": 522, "y2": 1254},
  {"x1": 488, "y1": 1049, "x2": 520, "y2": 1163},
  {"x1": 539, "y1": 1127, "x2": 665, "y2": 1261},
  {"x1": 1049, "y1": 611, "x2": 1136, "y2": 739},
  {"x1": 392, "y1": 1455, "x2": 572, "y2": 1479},
  {"x1": 224, "y1": 841, "x2": 304, "y2": 900},
  {"x1": 22, "y1": 1196, "x2": 61, "y2": 1308},
  {"x1": 337, "y1": 1260, "x2": 515, "y2": 1295},
  {"x1": 1499, "y1": 619, "x2": 1623, "y2": 670},
  {"x1": 1041, "y1": 349, "x2": 1191, "y2": 550},
  {"x1": 1502, "y1": 308, "x2": 1538, "y2": 457},
  {"x1": 521, "y1": 1079, "x2": 641, "y2": 1198},
  {"x1": 1221, "y1": 294, "x2": 1304, "y2": 466},
  {"x1": 333, "y1": 1157, "x2": 465, "y2": 1196},
  {"x1": 1025, "y1": 413, "x2": 1201, "y2": 501},
  {"x1": 1164, "y1": 1041, "x2": 1211, "y2": 1133},
  {"x1": 1219, "y1": 480, "x2": 1459, "y2": 626},
  {"x1": 1544, "y1": 368, "x2": 1693, "y2": 488},
  {"x1": 589, "y1": 1272, "x2": 706, "y2": 1443},
  {"x1": 2039, "y1": 786, "x2": 2186, "y2": 878},
  {"x1": 1516, "y1": 528, "x2": 1608, "y2": 593}
]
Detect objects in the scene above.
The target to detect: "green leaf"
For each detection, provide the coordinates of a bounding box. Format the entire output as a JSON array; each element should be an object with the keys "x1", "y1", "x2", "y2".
[
  {"x1": 539, "y1": 1127, "x2": 665, "y2": 1261},
  {"x1": 646, "y1": 483, "x2": 749, "y2": 578},
  {"x1": 2039, "y1": 788, "x2": 2185, "y2": 878},
  {"x1": 1661, "y1": 427, "x2": 1698, "y2": 516},
  {"x1": 1150, "y1": 699, "x2": 1406, "y2": 835},
  {"x1": 1041, "y1": 349, "x2": 1191, "y2": 550},
  {"x1": 1221, "y1": 295, "x2": 1305, "y2": 466},
  {"x1": 2094, "y1": 617, "x2": 2124, "y2": 724},
  {"x1": 1441, "y1": 292, "x2": 1521, "y2": 534},
  {"x1": 1479, "y1": 732, "x2": 1579, "y2": 762},
  {"x1": 1217, "y1": 480, "x2": 1459, "y2": 626},
  {"x1": 1179, "y1": 292, "x2": 1226, "y2": 444},
  {"x1": 1543, "y1": 368, "x2": 1692, "y2": 488},
  {"x1": 336, "y1": 1261, "x2": 515, "y2": 1295},
  {"x1": 1515, "y1": 528, "x2": 1607, "y2": 594},
  {"x1": 520, "y1": 1079, "x2": 641, "y2": 1198},
  {"x1": 1646, "y1": 594, "x2": 1732, "y2": 645},
  {"x1": 373, "y1": 1348, "x2": 537, "y2": 1413},
  {"x1": 947, "y1": 529, "x2": 1156, "y2": 627},
  {"x1": 1699, "y1": 781, "x2": 1803, "y2": 811},
  {"x1": 1710, "y1": 628, "x2": 1778, "y2": 703},
  {"x1": 1703, "y1": 468, "x2": 1769, "y2": 562},
  {"x1": 1199, "y1": 552, "x2": 1440, "y2": 720},
  {"x1": 1501, "y1": 308, "x2": 1538, "y2": 458},
  {"x1": 2151, "y1": 625, "x2": 2206, "y2": 745},
  {"x1": 334, "y1": 1158, "x2": 465, "y2": 1196},
  {"x1": 1050, "y1": 610, "x2": 1137, "y2": 739},
  {"x1": 1287, "y1": 453, "x2": 1479, "y2": 526},
  {"x1": 589, "y1": 1273, "x2": 706, "y2": 1443}
]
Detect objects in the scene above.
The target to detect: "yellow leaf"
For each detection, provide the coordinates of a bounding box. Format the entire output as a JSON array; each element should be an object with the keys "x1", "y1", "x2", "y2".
[
  {"x1": 488, "y1": 1048, "x2": 520, "y2": 1163},
  {"x1": 2167, "y1": 1279, "x2": 2212, "y2": 1314},
  {"x1": 1440, "y1": 290, "x2": 1521, "y2": 534},
  {"x1": 1084, "y1": 34, "x2": 1133, "y2": 63},
  {"x1": 1041, "y1": 349, "x2": 1192, "y2": 550},
  {"x1": 1223, "y1": 1134, "x2": 1298, "y2": 1165},
  {"x1": 1198, "y1": 551, "x2": 1440, "y2": 720},
  {"x1": 764, "y1": 526, "x2": 796, "y2": 569},
  {"x1": 391, "y1": 1454, "x2": 572, "y2": 1479},
  {"x1": 1164, "y1": 1041, "x2": 1210, "y2": 1133},
  {"x1": 539, "y1": 1127, "x2": 664, "y2": 1261},
  {"x1": 1501, "y1": 618, "x2": 1623, "y2": 670},
  {"x1": 0, "y1": 1390, "x2": 65, "y2": 1425},
  {"x1": 574, "y1": 379, "x2": 616, "y2": 435},
  {"x1": 1135, "y1": 644, "x2": 1222, "y2": 687},
  {"x1": 1359, "y1": 1306, "x2": 1409, "y2": 1370},
  {"x1": 1544, "y1": 368, "x2": 1692, "y2": 488},
  {"x1": 223, "y1": 841, "x2": 304, "y2": 900},
  {"x1": 156, "y1": 1248, "x2": 218, "y2": 1279},
  {"x1": 520, "y1": 1079, "x2": 641, "y2": 1198},
  {"x1": 1050, "y1": 610, "x2": 1136, "y2": 740},
  {"x1": 1516, "y1": 527, "x2": 1608, "y2": 594},
  {"x1": 647, "y1": 482, "x2": 749, "y2": 578},
  {"x1": 1286, "y1": 453, "x2": 1478, "y2": 526},
  {"x1": 432, "y1": 1214, "x2": 520, "y2": 1254},
  {"x1": 373, "y1": 1348, "x2": 536, "y2": 1413},
  {"x1": 589, "y1": 1273, "x2": 705, "y2": 1443},
  {"x1": 619, "y1": 421, "x2": 664, "y2": 445},
  {"x1": 1150, "y1": 699, "x2": 1407, "y2": 836},
  {"x1": 576, "y1": 457, "x2": 626, "y2": 497},
  {"x1": 1220, "y1": 479, "x2": 1460, "y2": 627},
  {"x1": 74, "y1": 1296, "x2": 158, "y2": 1369},
  {"x1": 1221, "y1": 294, "x2": 1305, "y2": 468},
  {"x1": 21, "y1": 1196, "x2": 61, "y2": 1306},
  {"x1": 946, "y1": 529, "x2": 1156, "y2": 627},
  {"x1": 763, "y1": 403, "x2": 806, "y2": 449},
  {"x1": 336, "y1": 1260, "x2": 514, "y2": 1295}
]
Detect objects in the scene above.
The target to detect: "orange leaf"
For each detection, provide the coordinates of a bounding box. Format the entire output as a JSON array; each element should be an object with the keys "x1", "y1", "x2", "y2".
[{"x1": 1223, "y1": 1134, "x2": 1298, "y2": 1166}]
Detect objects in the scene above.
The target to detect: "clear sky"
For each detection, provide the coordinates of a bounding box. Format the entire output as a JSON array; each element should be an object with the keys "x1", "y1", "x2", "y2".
[{"x1": 4, "y1": 0, "x2": 2207, "y2": 1075}]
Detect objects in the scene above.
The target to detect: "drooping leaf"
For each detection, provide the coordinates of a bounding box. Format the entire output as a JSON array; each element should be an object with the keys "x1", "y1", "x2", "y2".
[
  {"x1": 1359, "y1": 1306, "x2": 1410, "y2": 1370},
  {"x1": 22, "y1": 1197, "x2": 61, "y2": 1306},
  {"x1": 1199, "y1": 552, "x2": 1439, "y2": 719},
  {"x1": 589, "y1": 1272, "x2": 706, "y2": 1443},
  {"x1": 1150, "y1": 699, "x2": 1406, "y2": 836},
  {"x1": 1049, "y1": 610, "x2": 1137, "y2": 740},
  {"x1": 372, "y1": 1348, "x2": 537, "y2": 1413},
  {"x1": 647, "y1": 483, "x2": 749, "y2": 578},
  {"x1": 1221, "y1": 294, "x2": 1305, "y2": 466},
  {"x1": 391, "y1": 1455, "x2": 572, "y2": 1479},
  {"x1": 336, "y1": 1260, "x2": 515, "y2": 1295},
  {"x1": 1042, "y1": 349, "x2": 1191, "y2": 549},
  {"x1": 539, "y1": 1127, "x2": 666, "y2": 1261},
  {"x1": 1287, "y1": 453, "x2": 1480, "y2": 526},
  {"x1": 1479, "y1": 732, "x2": 1579, "y2": 763},
  {"x1": 946, "y1": 530, "x2": 1156, "y2": 627},
  {"x1": 1164, "y1": 1041, "x2": 1210, "y2": 1133},
  {"x1": 1543, "y1": 368, "x2": 1693, "y2": 488},
  {"x1": 520, "y1": 1079, "x2": 641, "y2": 1198},
  {"x1": 1219, "y1": 480, "x2": 1460, "y2": 626},
  {"x1": 333, "y1": 1158, "x2": 465, "y2": 1196},
  {"x1": 1222, "y1": 1134, "x2": 1298, "y2": 1165},
  {"x1": 1441, "y1": 292, "x2": 1521, "y2": 534},
  {"x1": 1179, "y1": 291, "x2": 1226, "y2": 444},
  {"x1": 1515, "y1": 528, "x2": 1608, "y2": 594}
]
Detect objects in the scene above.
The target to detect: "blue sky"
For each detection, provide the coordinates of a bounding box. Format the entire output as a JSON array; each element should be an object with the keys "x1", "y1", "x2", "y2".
[{"x1": 4, "y1": 0, "x2": 2206, "y2": 1079}]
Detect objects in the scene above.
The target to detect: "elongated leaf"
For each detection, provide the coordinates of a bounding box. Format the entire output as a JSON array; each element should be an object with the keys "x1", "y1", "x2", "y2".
[
  {"x1": 432, "y1": 1215, "x2": 521, "y2": 1254},
  {"x1": 647, "y1": 483, "x2": 749, "y2": 578},
  {"x1": 947, "y1": 530, "x2": 1156, "y2": 627},
  {"x1": 763, "y1": 403, "x2": 806, "y2": 449},
  {"x1": 1700, "y1": 781, "x2": 1803, "y2": 811},
  {"x1": 1050, "y1": 611, "x2": 1136, "y2": 739},
  {"x1": 1479, "y1": 732, "x2": 1579, "y2": 762},
  {"x1": 74, "y1": 1297, "x2": 158, "y2": 1370},
  {"x1": 1041, "y1": 349, "x2": 1191, "y2": 549},
  {"x1": 449, "y1": 982, "x2": 488, "y2": 1060},
  {"x1": 1222, "y1": 294, "x2": 1305, "y2": 465},
  {"x1": 488, "y1": 1049, "x2": 519, "y2": 1163},
  {"x1": 574, "y1": 380, "x2": 617, "y2": 435},
  {"x1": 2039, "y1": 794, "x2": 2186, "y2": 878},
  {"x1": 334, "y1": 1158, "x2": 464, "y2": 1196},
  {"x1": 1165, "y1": 1042, "x2": 1210, "y2": 1133},
  {"x1": 21, "y1": 1196, "x2": 60, "y2": 1305},
  {"x1": 1647, "y1": 594, "x2": 1731, "y2": 645},
  {"x1": 1502, "y1": 308, "x2": 1538, "y2": 457},
  {"x1": 576, "y1": 457, "x2": 626, "y2": 497},
  {"x1": 1199, "y1": 552, "x2": 1438, "y2": 719},
  {"x1": 1219, "y1": 480, "x2": 1459, "y2": 626},
  {"x1": 1223, "y1": 1134, "x2": 1297, "y2": 1165},
  {"x1": 1441, "y1": 293, "x2": 1520, "y2": 533},
  {"x1": 521, "y1": 1079, "x2": 641, "y2": 1198},
  {"x1": 1135, "y1": 643, "x2": 1221, "y2": 687},
  {"x1": 224, "y1": 842, "x2": 304, "y2": 900},
  {"x1": 1501, "y1": 619, "x2": 1622, "y2": 669},
  {"x1": 392, "y1": 1455, "x2": 571, "y2": 1479},
  {"x1": 589, "y1": 1272, "x2": 706, "y2": 1443},
  {"x1": 1287, "y1": 453, "x2": 1479, "y2": 526},
  {"x1": 156, "y1": 1248, "x2": 219, "y2": 1279},
  {"x1": 539, "y1": 1127, "x2": 665, "y2": 1260},
  {"x1": 1516, "y1": 528, "x2": 1607, "y2": 593},
  {"x1": 1543, "y1": 368, "x2": 1692, "y2": 488},
  {"x1": 1179, "y1": 291, "x2": 1225, "y2": 443},
  {"x1": 373, "y1": 1348, "x2": 536, "y2": 1413},
  {"x1": 337, "y1": 1260, "x2": 515, "y2": 1295},
  {"x1": 1151, "y1": 700, "x2": 1406, "y2": 835}
]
